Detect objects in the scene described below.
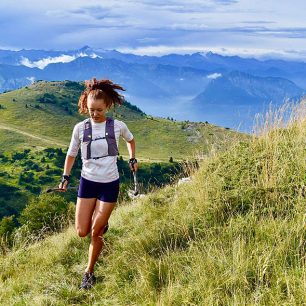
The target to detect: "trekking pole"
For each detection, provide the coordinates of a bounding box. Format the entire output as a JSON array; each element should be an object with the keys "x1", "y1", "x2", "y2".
[
  {"x1": 128, "y1": 158, "x2": 139, "y2": 198},
  {"x1": 45, "y1": 186, "x2": 79, "y2": 193},
  {"x1": 132, "y1": 170, "x2": 139, "y2": 196}
]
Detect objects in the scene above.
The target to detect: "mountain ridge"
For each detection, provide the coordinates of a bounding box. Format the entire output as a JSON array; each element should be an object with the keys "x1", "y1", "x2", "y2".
[{"x1": 0, "y1": 47, "x2": 305, "y2": 130}]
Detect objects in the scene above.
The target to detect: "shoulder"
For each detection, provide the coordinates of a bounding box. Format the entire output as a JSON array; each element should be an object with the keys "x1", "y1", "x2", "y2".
[
  {"x1": 114, "y1": 119, "x2": 128, "y2": 129},
  {"x1": 73, "y1": 119, "x2": 87, "y2": 133}
]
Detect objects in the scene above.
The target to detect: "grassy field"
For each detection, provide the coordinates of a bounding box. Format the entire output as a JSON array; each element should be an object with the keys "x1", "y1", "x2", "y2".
[
  {"x1": 0, "y1": 101, "x2": 305, "y2": 305},
  {"x1": 0, "y1": 81, "x2": 245, "y2": 160}
]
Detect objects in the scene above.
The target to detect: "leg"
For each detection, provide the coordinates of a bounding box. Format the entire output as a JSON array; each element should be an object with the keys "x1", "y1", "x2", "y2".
[
  {"x1": 75, "y1": 197, "x2": 97, "y2": 237},
  {"x1": 86, "y1": 200, "x2": 116, "y2": 273}
]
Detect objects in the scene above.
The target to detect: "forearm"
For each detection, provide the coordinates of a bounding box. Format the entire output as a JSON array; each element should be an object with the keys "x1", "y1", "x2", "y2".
[
  {"x1": 63, "y1": 155, "x2": 76, "y2": 175},
  {"x1": 126, "y1": 138, "x2": 136, "y2": 158}
]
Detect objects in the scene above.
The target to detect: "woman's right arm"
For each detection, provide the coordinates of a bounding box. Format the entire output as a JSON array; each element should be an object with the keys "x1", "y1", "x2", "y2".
[
  {"x1": 59, "y1": 123, "x2": 81, "y2": 190},
  {"x1": 63, "y1": 155, "x2": 76, "y2": 176},
  {"x1": 58, "y1": 155, "x2": 76, "y2": 190}
]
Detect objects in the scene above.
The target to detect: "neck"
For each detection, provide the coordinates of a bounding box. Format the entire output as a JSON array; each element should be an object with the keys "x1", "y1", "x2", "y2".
[{"x1": 91, "y1": 116, "x2": 107, "y2": 123}]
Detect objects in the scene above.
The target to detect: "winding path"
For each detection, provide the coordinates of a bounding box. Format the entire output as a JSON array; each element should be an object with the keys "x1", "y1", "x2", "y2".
[{"x1": 0, "y1": 123, "x2": 66, "y2": 147}]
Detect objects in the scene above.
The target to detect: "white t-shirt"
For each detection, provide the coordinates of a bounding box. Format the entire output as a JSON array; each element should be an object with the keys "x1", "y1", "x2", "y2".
[{"x1": 67, "y1": 118, "x2": 133, "y2": 183}]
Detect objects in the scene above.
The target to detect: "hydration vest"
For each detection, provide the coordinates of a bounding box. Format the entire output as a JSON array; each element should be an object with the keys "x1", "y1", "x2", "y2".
[{"x1": 82, "y1": 118, "x2": 119, "y2": 160}]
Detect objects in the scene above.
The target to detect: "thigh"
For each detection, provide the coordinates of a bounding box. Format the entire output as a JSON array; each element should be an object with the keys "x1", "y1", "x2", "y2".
[
  {"x1": 97, "y1": 179, "x2": 120, "y2": 203},
  {"x1": 75, "y1": 197, "x2": 97, "y2": 235},
  {"x1": 91, "y1": 200, "x2": 116, "y2": 236}
]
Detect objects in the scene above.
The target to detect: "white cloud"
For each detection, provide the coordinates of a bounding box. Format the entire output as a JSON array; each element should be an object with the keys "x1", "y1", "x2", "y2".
[
  {"x1": 20, "y1": 54, "x2": 78, "y2": 69},
  {"x1": 19, "y1": 52, "x2": 102, "y2": 69},
  {"x1": 118, "y1": 45, "x2": 306, "y2": 61},
  {"x1": 207, "y1": 73, "x2": 222, "y2": 79}
]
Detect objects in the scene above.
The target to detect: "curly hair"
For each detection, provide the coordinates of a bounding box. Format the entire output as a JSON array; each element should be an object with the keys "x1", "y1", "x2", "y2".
[{"x1": 78, "y1": 78, "x2": 125, "y2": 114}]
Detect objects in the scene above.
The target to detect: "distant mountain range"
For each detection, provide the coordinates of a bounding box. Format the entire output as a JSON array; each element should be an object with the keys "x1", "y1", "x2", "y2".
[{"x1": 0, "y1": 46, "x2": 305, "y2": 131}]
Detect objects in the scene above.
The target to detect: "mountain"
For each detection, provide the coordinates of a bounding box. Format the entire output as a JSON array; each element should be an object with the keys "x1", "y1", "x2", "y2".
[
  {"x1": 193, "y1": 71, "x2": 303, "y2": 105},
  {"x1": 0, "y1": 64, "x2": 40, "y2": 93},
  {"x1": 0, "y1": 56, "x2": 209, "y2": 98},
  {"x1": 0, "y1": 46, "x2": 305, "y2": 130},
  {"x1": 190, "y1": 71, "x2": 304, "y2": 130}
]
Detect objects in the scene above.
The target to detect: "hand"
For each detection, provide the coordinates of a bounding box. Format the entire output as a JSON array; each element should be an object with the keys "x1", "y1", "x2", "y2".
[
  {"x1": 58, "y1": 181, "x2": 68, "y2": 192},
  {"x1": 129, "y1": 162, "x2": 138, "y2": 172},
  {"x1": 58, "y1": 175, "x2": 70, "y2": 192},
  {"x1": 129, "y1": 158, "x2": 138, "y2": 172}
]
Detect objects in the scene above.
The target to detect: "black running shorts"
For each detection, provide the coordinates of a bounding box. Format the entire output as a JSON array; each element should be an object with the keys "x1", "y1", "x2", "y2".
[{"x1": 78, "y1": 176, "x2": 120, "y2": 203}]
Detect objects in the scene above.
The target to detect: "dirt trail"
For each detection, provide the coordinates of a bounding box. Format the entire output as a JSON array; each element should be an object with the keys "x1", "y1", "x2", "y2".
[{"x1": 0, "y1": 123, "x2": 66, "y2": 147}]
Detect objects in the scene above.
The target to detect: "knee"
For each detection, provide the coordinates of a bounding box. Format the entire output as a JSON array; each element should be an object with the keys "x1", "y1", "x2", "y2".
[
  {"x1": 91, "y1": 227, "x2": 105, "y2": 239},
  {"x1": 76, "y1": 228, "x2": 89, "y2": 237}
]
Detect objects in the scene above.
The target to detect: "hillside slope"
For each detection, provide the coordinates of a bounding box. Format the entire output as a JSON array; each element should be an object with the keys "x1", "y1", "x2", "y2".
[
  {"x1": 0, "y1": 102, "x2": 305, "y2": 305},
  {"x1": 0, "y1": 81, "x2": 243, "y2": 160}
]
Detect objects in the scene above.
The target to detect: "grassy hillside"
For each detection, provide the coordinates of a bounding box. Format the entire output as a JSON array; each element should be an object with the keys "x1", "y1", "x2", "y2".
[
  {"x1": 0, "y1": 145, "x2": 186, "y2": 222},
  {"x1": 0, "y1": 80, "x2": 244, "y2": 160},
  {"x1": 0, "y1": 102, "x2": 305, "y2": 305}
]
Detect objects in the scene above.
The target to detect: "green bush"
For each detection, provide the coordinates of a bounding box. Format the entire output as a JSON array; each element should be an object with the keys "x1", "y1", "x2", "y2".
[
  {"x1": 18, "y1": 194, "x2": 74, "y2": 238},
  {"x1": 19, "y1": 171, "x2": 34, "y2": 184},
  {"x1": 0, "y1": 215, "x2": 17, "y2": 238},
  {"x1": 37, "y1": 93, "x2": 57, "y2": 104},
  {"x1": 0, "y1": 215, "x2": 18, "y2": 251}
]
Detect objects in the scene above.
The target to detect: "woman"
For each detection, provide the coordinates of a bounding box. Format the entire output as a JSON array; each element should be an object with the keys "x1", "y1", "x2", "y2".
[{"x1": 59, "y1": 78, "x2": 138, "y2": 290}]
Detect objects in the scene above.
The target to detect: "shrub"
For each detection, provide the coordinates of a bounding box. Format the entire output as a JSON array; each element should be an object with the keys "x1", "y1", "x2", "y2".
[
  {"x1": 17, "y1": 194, "x2": 74, "y2": 239},
  {"x1": 0, "y1": 215, "x2": 18, "y2": 253},
  {"x1": 37, "y1": 93, "x2": 57, "y2": 104},
  {"x1": 12, "y1": 151, "x2": 27, "y2": 160},
  {"x1": 0, "y1": 215, "x2": 17, "y2": 238},
  {"x1": 19, "y1": 171, "x2": 34, "y2": 184}
]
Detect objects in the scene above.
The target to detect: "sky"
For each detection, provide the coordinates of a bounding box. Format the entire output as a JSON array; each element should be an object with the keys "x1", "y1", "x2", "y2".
[{"x1": 1, "y1": 0, "x2": 306, "y2": 60}]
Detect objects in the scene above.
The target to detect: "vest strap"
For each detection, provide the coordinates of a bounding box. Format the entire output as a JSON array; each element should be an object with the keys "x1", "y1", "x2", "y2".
[{"x1": 82, "y1": 118, "x2": 119, "y2": 160}]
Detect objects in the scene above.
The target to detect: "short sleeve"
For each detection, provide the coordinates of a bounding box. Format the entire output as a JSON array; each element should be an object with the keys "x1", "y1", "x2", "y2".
[
  {"x1": 119, "y1": 121, "x2": 133, "y2": 142},
  {"x1": 67, "y1": 123, "x2": 81, "y2": 157}
]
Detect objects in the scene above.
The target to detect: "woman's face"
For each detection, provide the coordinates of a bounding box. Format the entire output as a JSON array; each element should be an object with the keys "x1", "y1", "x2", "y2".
[{"x1": 87, "y1": 97, "x2": 108, "y2": 123}]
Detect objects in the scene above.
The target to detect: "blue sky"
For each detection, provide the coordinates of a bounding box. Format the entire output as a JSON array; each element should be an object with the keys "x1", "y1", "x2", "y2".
[{"x1": 1, "y1": 0, "x2": 306, "y2": 59}]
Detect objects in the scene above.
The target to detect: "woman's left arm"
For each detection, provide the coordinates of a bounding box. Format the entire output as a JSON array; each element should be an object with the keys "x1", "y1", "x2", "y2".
[{"x1": 126, "y1": 138, "x2": 138, "y2": 172}]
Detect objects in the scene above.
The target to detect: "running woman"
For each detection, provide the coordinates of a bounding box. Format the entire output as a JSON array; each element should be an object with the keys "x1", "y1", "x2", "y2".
[{"x1": 59, "y1": 78, "x2": 138, "y2": 289}]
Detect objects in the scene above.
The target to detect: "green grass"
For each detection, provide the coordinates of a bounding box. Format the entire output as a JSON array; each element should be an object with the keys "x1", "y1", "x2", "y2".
[
  {"x1": 0, "y1": 81, "x2": 246, "y2": 159},
  {"x1": 0, "y1": 129, "x2": 48, "y2": 152},
  {"x1": 0, "y1": 101, "x2": 305, "y2": 305}
]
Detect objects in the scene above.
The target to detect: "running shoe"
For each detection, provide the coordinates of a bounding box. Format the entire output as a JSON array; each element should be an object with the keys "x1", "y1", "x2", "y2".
[{"x1": 79, "y1": 272, "x2": 96, "y2": 290}]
